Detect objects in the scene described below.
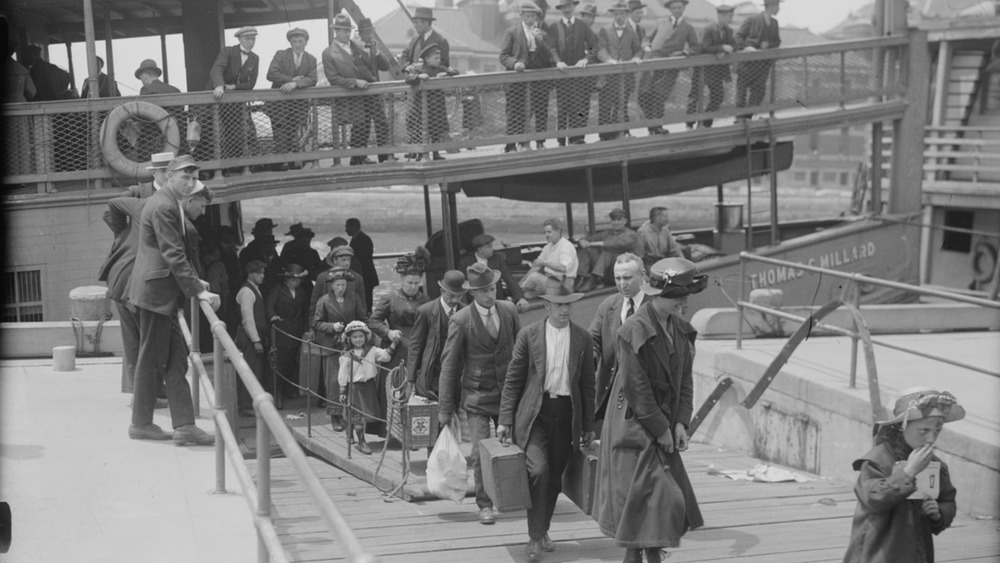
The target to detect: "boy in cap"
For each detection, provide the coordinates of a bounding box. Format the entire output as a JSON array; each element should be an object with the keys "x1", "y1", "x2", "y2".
[
  {"x1": 266, "y1": 27, "x2": 317, "y2": 170},
  {"x1": 693, "y1": 5, "x2": 737, "y2": 128},
  {"x1": 204, "y1": 26, "x2": 260, "y2": 166},
  {"x1": 404, "y1": 43, "x2": 459, "y2": 161}
]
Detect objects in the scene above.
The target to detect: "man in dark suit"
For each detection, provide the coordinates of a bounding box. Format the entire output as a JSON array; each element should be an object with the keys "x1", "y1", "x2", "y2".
[
  {"x1": 125, "y1": 155, "x2": 220, "y2": 445},
  {"x1": 323, "y1": 14, "x2": 379, "y2": 166},
  {"x1": 438, "y1": 263, "x2": 521, "y2": 525},
  {"x1": 693, "y1": 5, "x2": 737, "y2": 128},
  {"x1": 203, "y1": 26, "x2": 260, "y2": 163},
  {"x1": 399, "y1": 7, "x2": 451, "y2": 73},
  {"x1": 735, "y1": 0, "x2": 781, "y2": 119},
  {"x1": 458, "y1": 233, "x2": 529, "y2": 312},
  {"x1": 498, "y1": 284, "x2": 595, "y2": 561},
  {"x1": 136, "y1": 59, "x2": 180, "y2": 95},
  {"x1": 21, "y1": 45, "x2": 74, "y2": 101},
  {"x1": 80, "y1": 56, "x2": 119, "y2": 98},
  {"x1": 346, "y1": 217, "x2": 379, "y2": 311},
  {"x1": 588, "y1": 252, "x2": 645, "y2": 427},
  {"x1": 406, "y1": 270, "x2": 467, "y2": 402},
  {"x1": 266, "y1": 27, "x2": 317, "y2": 170},
  {"x1": 549, "y1": 0, "x2": 598, "y2": 145},
  {"x1": 637, "y1": 0, "x2": 700, "y2": 134},
  {"x1": 357, "y1": 17, "x2": 396, "y2": 163},
  {"x1": 500, "y1": 1, "x2": 563, "y2": 153},
  {"x1": 597, "y1": 1, "x2": 643, "y2": 140}
]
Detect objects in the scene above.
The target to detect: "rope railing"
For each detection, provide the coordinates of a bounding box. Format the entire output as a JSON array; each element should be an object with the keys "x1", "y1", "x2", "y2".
[
  {"x1": 179, "y1": 297, "x2": 381, "y2": 563},
  {"x1": 3, "y1": 36, "x2": 909, "y2": 187}
]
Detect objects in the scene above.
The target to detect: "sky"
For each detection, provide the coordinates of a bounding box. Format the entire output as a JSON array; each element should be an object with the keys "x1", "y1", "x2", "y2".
[{"x1": 48, "y1": 0, "x2": 875, "y2": 96}]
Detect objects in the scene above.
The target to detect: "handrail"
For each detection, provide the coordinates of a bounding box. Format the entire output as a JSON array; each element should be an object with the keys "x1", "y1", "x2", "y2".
[{"x1": 179, "y1": 298, "x2": 380, "y2": 563}]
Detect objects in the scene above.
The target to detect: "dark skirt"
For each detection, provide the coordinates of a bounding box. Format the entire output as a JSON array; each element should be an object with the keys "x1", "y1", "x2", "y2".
[{"x1": 344, "y1": 379, "x2": 380, "y2": 427}]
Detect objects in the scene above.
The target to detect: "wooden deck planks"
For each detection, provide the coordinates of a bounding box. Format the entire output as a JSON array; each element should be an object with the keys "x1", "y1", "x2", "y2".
[{"x1": 252, "y1": 443, "x2": 1000, "y2": 562}]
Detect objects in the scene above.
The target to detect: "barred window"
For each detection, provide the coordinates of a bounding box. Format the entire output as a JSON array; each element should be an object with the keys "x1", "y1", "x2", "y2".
[{"x1": 4, "y1": 269, "x2": 44, "y2": 322}]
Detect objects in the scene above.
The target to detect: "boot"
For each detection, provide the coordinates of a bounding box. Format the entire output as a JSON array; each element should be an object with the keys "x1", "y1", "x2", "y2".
[
  {"x1": 331, "y1": 415, "x2": 345, "y2": 432},
  {"x1": 622, "y1": 548, "x2": 643, "y2": 563},
  {"x1": 355, "y1": 430, "x2": 372, "y2": 455},
  {"x1": 644, "y1": 548, "x2": 663, "y2": 563}
]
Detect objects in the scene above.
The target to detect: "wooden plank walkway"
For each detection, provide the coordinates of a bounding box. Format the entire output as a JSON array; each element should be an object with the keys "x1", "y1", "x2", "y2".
[{"x1": 250, "y1": 442, "x2": 1000, "y2": 563}]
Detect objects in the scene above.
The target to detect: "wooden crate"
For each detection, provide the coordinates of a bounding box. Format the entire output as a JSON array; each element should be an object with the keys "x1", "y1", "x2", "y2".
[
  {"x1": 389, "y1": 394, "x2": 439, "y2": 449},
  {"x1": 479, "y1": 438, "x2": 532, "y2": 512},
  {"x1": 561, "y1": 441, "x2": 599, "y2": 515}
]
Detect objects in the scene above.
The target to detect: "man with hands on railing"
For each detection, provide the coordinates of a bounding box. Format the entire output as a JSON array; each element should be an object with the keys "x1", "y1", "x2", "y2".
[
  {"x1": 637, "y1": 0, "x2": 700, "y2": 135},
  {"x1": 735, "y1": 0, "x2": 781, "y2": 119},
  {"x1": 548, "y1": 0, "x2": 599, "y2": 146},
  {"x1": 597, "y1": 1, "x2": 643, "y2": 141},
  {"x1": 266, "y1": 27, "x2": 317, "y2": 171},
  {"x1": 692, "y1": 4, "x2": 737, "y2": 129},
  {"x1": 208, "y1": 26, "x2": 260, "y2": 100},
  {"x1": 323, "y1": 14, "x2": 379, "y2": 166}
]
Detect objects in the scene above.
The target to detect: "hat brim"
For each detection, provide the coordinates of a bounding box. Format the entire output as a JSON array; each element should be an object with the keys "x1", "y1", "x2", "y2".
[
  {"x1": 641, "y1": 274, "x2": 708, "y2": 297},
  {"x1": 462, "y1": 269, "x2": 502, "y2": 290},
  {"x1": 438, "y1": 279, "x2": 468, "y2": 294},
  {"x1": 540, "y1": 292, "x2": 584, "y2": 303},
  {"x1": 134, "y1": 66, "x2": 162, "y2": 79},
  {"x1": 145, "y1": 162, "x2": 170, "y2": 170},
  {"x1": 877, "y1": 404, "x2": 966, "y2": 426}
]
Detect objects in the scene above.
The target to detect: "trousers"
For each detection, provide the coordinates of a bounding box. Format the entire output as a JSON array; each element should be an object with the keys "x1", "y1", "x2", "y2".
[
  {"x1": 132, "y1": 308, "x2": 195, "y2": 428},
  {"x1": 525, "y1": 395, "x2": 574, "y2": 540}
]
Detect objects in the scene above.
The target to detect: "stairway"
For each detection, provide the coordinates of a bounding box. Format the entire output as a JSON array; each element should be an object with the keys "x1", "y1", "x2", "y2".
[{"x1": 941, "y1": 50, "x2": 987, "y2": 126}]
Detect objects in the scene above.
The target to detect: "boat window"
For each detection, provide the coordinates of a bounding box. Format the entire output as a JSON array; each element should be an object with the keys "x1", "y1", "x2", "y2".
[
  {"x1": 941, "y1": 210, "x2": 974, "y2": 253},
  {"x1": 809, "y1": 171, "x2": 820, "y2": 187},
  {"x1": 3, "y1": 269, "x2": 44, "y2": 322}
]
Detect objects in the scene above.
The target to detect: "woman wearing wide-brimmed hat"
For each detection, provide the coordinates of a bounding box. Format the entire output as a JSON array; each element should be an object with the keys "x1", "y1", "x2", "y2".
[
  {"x1": 592, "y1": 257, "x2": 706, "y2": 563},
  {"x1": 313, "y1": 269, "x2": 367, "y2": 432},
  {"x1": 266, "y1": 262, "x2": 311, "y2": 400}
]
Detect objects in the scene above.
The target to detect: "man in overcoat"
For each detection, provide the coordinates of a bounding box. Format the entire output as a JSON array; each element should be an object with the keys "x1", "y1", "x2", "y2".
[
  {"x1": 548, "y1": 0, "x2": 598, "y2": 146},
  {"x1": 692, "y1": 5, "x2": 737, "y2": 128},
  {"x1": 458, "y1": 233, "x2": 529, "y2": 312},
  {"x1": 588, "y1": 252, "x2": 645, "y2": 429},
  {"x1": 406, "y1": 269, "x2": 467, "y2": 402},
  {"x1": 204, "y1": 26, "x2": 260, "y2": 162},
  {"x1": 357, "y1": 18, "x2": 395, "y2": 163},
  {"x1": 398, "y1": 7, "x2": 451, "y2": 72},
  {"x1": 735, "y1": 0, "x2": 781, "y2": 119},
  {"x1": 323, "y1": 14, "x2": 378, "y2": 166},
  {"x1": 438, "y1": 262, "x2": 521, "y2": 525},
  {"x1": 265, "y1": 27, "x2": 317, "y2": 169},
  {"x1": 592, "y1": 257, "x2": 706, "y2": 563},
  {"x1": 637, "y1": 0, "x2": 700, "y2": 135},
  {"x1": 498, "y1": 285, "x2": 595, "y2": 561},
  {"x1": 346, "y1": 218, "x2": 379, "y2": 311},
  {"x1": 125, "y1": 155, "x2": 219, "y2": 445}
]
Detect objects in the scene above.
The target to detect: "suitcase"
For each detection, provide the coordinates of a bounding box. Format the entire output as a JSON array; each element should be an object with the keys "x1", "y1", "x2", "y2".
[
  {"x1": 389, "y1": 394, "x2": 440, "y2": 449},
  {"x1": 562, "y1": 441, "x2": 599, "y2": 515},
  {"x1": 478, "y1": 438, "x2": 532, "y2": 512}
]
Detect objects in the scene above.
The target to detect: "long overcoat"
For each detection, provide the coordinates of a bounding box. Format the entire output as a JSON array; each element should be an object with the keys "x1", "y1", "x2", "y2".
[{"x1": 592, "y1": 303, "x2": 703, "y2": 548}]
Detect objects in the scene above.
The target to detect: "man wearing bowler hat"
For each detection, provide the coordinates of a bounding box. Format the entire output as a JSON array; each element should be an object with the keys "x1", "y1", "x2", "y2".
[
  {"x1": 136, "y1": 59, "x2": 179, "y2": 95},
  {"x1": 438, "y1": 262, "x2": 521, "y2": 525},
  {"x1": 693, "y1": 5, "x2": 737, "y2": 128},
  {"x1": 498, "y1": 284, "x2": 595, "y2": 561},
  {"x1": 458, "y1": 233, "x2": 530, "y2": 312},
  {"x1": 239, "y1": 218, "x2": 279, "y2": 272},
  {"x1": 406, "y1": 269, "x2": 467, "y2": 402},
  {"x1": 735, "y1": 0, "x2": 782, "y2": 119},
  {"x1": 637, "y1": 0, "x2": 700, "y2": 135},
  {"x1": 203, "y1": 26, "x2": 261, "y2": 164},
  {"x1": 575, "y1": 207, "x2": 638, "y2": 291},
  {"x1": 399, "y1": 7, "x2": 451, "y2": 72},
  {"x1": 266, "y1": 27, "x2": 317, "y2": 170},
  {"x1": 549, "y1": 0, "x2": 599, "y2": 146}
]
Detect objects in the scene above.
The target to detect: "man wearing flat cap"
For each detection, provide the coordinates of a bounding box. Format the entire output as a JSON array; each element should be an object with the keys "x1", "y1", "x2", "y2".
[
  {"x1": 692, "y1": 5, "x2": 737, "y2": 128},
  {"x1": 735, "y1": 0, "x2": 782, "y2": 119},
  {"x1": 203, "y1": 26, "x2": 260, "y2": 164},
  {"x1": 592, "y1": 257, "x2": 706, "y2": 563},
  {"x1": 498, "y1": 284, "x2": 595, "y2": 561},
  {"x1": 406, "y1": 269, "x2": 467, "y2": 402},
  {"x1": 399, "y1": 7, "x2": 451, "y2": 73},
  {"x1": 575, "y1": 207, "x2": 638, "y2": 292},
  {"x1": 266, "y1": 28, "x2": 317, "y2": 170},
  {"x1": 126, "y1": 155, "x2": 219, "y2": 445},
  {"x1": 458, "y1": 233, "x2": 529, "y2": 312},
  {"x1": 438, "y1": 262, "x2": 521, "y2": 525},
  {"x1": 136, "y1": 59, "x2": 179, "y2": 95},
  {"x1": 638, "y1": 0, "x2": 701, "y2": 135}
]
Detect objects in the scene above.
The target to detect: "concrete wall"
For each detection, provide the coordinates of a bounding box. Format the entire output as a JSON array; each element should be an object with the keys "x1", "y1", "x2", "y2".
[{"x1": 1, "y1": 320, "x2": 123, "y2": 358}]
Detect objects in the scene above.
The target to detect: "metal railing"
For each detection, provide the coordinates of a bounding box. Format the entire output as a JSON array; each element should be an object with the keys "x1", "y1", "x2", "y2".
[
  {"x1": 736, "y1": 252, "x2": 1000, "y2": 382},
  {"x1": 924, "y1": 125, "x2": 1000, "y2": 184},
  {"x1": 178, "y1": 297, "x2": 379, "y2": 563},
  {"x1": 3, "y1": 36, "x2": 908, "y2": 189}
]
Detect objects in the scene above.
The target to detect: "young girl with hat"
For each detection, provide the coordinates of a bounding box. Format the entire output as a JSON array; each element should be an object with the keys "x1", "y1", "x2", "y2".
[
  {"x1": 339, "y1": 320, "x2": 397, "y2": 455},
  {"x1": 843, "y1": 387, "x2": 964, "y2": 563},
  {"x1": 313, "y1": 269, "x2": 367, "y2": 432}
]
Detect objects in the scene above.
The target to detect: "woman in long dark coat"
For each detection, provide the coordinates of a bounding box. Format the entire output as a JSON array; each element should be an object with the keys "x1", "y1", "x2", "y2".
[
  {"x1": 592, "y1": 258, "x2": 707, "y2": 563},
  {"x1": 313, "y1": 269, "x2": 366, "y2": 431}
]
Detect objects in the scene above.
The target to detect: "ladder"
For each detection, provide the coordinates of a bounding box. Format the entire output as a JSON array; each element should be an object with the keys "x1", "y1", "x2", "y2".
[{"x1": 743, "y1": 118, "x2": 779, "y2": 250}]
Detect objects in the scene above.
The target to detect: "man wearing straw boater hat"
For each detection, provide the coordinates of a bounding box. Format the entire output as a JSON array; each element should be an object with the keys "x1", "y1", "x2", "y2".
[
  {"x1": 122, "y1": 151, "x2": 174, "y2": 199},
  {"x1": 438, "y1": 262, "x2": 521, "y2": 525},
  {"x1": 399, "y1": 7, "x2": 451, "y2": 72},
  {"x1": 406, "y1": 269, "x2": 468, "y2": 402},
  {"x1": 592, "y1": 257, "x2": 706, "y2": 563},
  {"x1": 498, "y1": 284, "x2": 595, "y2": 561},
  {"x1": 135, "y1": 59, "x2": 179, "y2": 95}
]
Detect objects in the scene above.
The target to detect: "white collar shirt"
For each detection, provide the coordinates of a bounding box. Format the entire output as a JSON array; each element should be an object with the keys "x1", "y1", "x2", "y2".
[
  {"x1": 439, "y1": 296, "x2": 457, "y2": 317},
  {"x1": 293, "y1": 51, "x2": 302, "y2": 67},
  {"x1": 620, "y1": 291, "x2": 644, "y2": 325},
  {"x1": 544, "y1": 321, "x2": 571, "y2": 396},
  {"x1": 475, "y1": 253, "x2": 489, "y2": 267},
  {"x1": 563, "y1": 17, "x2": 575, "y2": 27},
  {"x1": 522, "y1": 22, "x2": 537, "y2": 51},
  {"x1": 474, "y1": 301, "x2": 499, "y2": 331}
]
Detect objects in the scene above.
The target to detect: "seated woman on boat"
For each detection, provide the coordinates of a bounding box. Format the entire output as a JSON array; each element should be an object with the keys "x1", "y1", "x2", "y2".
[
  {"x1": 518, "y1": 218, "x2": 579, "y2": 299},
  {"x1": 313, "y1": 269, "x2": 367, "y2": 432}
]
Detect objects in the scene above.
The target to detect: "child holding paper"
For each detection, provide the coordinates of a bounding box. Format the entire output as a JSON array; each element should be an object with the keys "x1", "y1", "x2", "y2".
[
  {"x1": 843, "y1": 387, "x2": 964, "y2": 563},
  {"x1": 339, "y1": 320, "x2": 396, "y2": 455}
]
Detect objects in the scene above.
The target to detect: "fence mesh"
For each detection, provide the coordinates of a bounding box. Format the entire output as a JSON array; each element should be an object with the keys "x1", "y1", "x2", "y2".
[{"x1": 2, "y1": 43, "x2": 901, "y2": 182}]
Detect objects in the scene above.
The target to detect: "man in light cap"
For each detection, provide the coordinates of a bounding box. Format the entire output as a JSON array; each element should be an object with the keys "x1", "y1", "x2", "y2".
[
  {"x1": 735, "y1": 0, "x2": 782, "y2": 119},
  {"x1": 126, "y1": 154, "x2": 219, "y2": 446},
  {"x1": 266, "y1": 27, "x2": 317, "y2": 170},
  {"x1": 498, "y1": 284, "x2": 595, "y2": 560},
  {"x1": 592, "y1": 257, "x2": 706, "y2": 563},
  {"x1": 438, "y1": 262, "x2": 521, "y2": 525},
  {"x1": 575, "y1": 207, "x2": 638, "y2": 291},
  {"x1": 203, "y1": 26, "x2": 260, "y2": 166}
]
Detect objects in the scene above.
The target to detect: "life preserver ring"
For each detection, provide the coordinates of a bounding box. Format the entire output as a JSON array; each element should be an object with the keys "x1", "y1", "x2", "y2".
[
  {"x1": 100, "y1": 101, "x2": 181, "y2": 178},
  {"x1": 971, "y1": 240, "x2": 998, "y2": 284}
]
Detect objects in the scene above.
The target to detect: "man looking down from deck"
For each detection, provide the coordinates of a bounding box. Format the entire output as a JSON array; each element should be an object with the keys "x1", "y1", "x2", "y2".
[
  {"x1": 438, "y1": 263, "x2": 521, "y2": 525},
  {"x1": 634, "y1": 206, "x2": 683, "y2": 270},
  {"x1": 205, "y1": 27, "x2": 260, "y2": 166},
  {"x1": 458, "y1": 233, "x2": 530, "y2": 313},
  {"x1": 692, "y1": 5, "x2": 737, "y2": 128},
  {"x1": 323, "y1": 15, "x2": 378, "y2": 166},
  {"x1": 549, "y1": 0, "x2": 599, "y2": 146},
  {"x1": 636, "y1": 0, "x2": 700, "y2": 135},
  {"x1": 735, "y1": 0, "x2": 781, "y2": 119},
  {"x1": 265, "y1": 27, "x2": 317, "y2": 171},
  {"x1": 125, "y1": 155, "x2": 219, "y2": 446},
  {"x1": 597, "y1": 1, "x2": 643, "y2": 141},
  {"x1": 498, "y1": 284, "x2": 595, "y2": 561},
  {"x1": 575, "y1": 207, "x2": 638, "y2": 291}
]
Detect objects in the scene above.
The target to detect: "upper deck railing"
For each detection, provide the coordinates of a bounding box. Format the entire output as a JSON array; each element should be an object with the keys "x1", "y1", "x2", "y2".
[{"x1": 2, "y1": 36, "x2": 908, "y2": 191}]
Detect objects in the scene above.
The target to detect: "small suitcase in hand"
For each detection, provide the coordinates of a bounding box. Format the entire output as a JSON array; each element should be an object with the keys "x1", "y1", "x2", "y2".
[
  {"x1": 562, "y1": 441, "x2": 599, "y2": 515},
  {"x1": 479, "y1": 438, "x2": 532, "y2": 512}
]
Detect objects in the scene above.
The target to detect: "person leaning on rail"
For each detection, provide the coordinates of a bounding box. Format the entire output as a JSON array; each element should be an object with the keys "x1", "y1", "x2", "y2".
[
  {"x1": 548, "y1": 0, "x2": 599, "y2": 146},
  {"x1": 692, "y1": 4, "x2": 737, "y2": 129},
  {"x1": 597, "y1": 1, "x2": 643, "y2": 141},
  {"x1": 734, "y1": 0, "x2": 782, "y2": 120},
  {"x1": 636, "y1": 0, "x2": 700, "y2": 135},
  {"x1": 265, "y1": 27, "x2": 317, "y2": 171},
  {"x1": 203, "y1": 26, "x2": 260, "y2": 169}
]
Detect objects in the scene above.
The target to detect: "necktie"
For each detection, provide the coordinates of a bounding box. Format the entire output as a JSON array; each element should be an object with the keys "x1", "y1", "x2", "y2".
[
  {"x1": 448, "y1": 307, "x2": 455, "y2": 318},
  {"x1": 626, "y1": 298, "x2": 635, "y2": 319},
  {"x1": 671, "y1": 18, "x2": 677, "y2": 31},
  {"x1": 485, "y1": 309, "x2": 498, "y2": 339}
]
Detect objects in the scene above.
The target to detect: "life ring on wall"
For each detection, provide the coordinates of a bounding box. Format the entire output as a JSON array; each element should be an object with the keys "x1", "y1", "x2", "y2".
[
  {"x1": 100, "y1": 101, "x2": 181, "y2": 178},
  {"x1": 971, "y1": 240, "x2": 998, "y2": 284}
]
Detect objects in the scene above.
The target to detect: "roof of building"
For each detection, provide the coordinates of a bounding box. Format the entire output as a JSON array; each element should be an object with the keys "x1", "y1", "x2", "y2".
[{"x1": 823, "y1": 0, "x2": 1000, "y2": 40}]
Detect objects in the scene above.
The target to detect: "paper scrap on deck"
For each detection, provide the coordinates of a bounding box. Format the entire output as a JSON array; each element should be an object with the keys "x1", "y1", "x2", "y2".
[{"x1": 707, "y1": 463, "x2": 815, "y2": 483}]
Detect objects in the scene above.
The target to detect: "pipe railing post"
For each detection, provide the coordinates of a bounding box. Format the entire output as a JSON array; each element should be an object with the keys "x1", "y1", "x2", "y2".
[
  {"x1": 191, "y1": 297, "x2": 201, "y2": 415},
  {"x1": 213, "y1": 324, "x2": 227, "y2": 494},
  {"x1": 848, "y1": 282, "x2": 860, "y2": 388},
  {"x1": 306, "y1": 341, "x2": 313, "y2": 438},
  {"x1": 737, "y1": 254, "x2": 747, "y2": 349},
  {"x1": 256, "y1": 399, "x2": 272, "y2": 563}
]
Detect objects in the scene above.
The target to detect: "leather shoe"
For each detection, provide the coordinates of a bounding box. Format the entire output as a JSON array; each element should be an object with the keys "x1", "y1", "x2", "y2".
[
  {"x1": 478, "y1": 506, "x2": 496, "y2": 525},
  {"x1": 350, "y1": 157, "x2": 374, "y2": 166},
  {"x1": 172, "y1": 424, "x2": 215, "y2": 446},
  {"x1": 129, "y1": 423, "x2": 171, "y2": 441},
  {"x1": 644, "y1": 548, "x2": 664, "y2": 563},
  {"x1": 356, "y1": 441, "x2": 372, "y2": 455},
  {"x1": 622, "y1": 548, "x2": 643, "y2": 563},
  {"x1": 432, "y1": 152, "x2": 445, "y2": 161},
  {"x1": 540, "y1": 533, "x2": 555, "y2": 552},
  {"x1": 526, "y1": 538, "x2": 542, "y2": 561}
]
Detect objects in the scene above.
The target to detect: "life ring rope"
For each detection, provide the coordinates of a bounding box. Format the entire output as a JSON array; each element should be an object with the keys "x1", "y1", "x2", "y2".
[
  {"x1": 971, "y1": 240, "x2": 998, "y2": 284},
  {"x1": 100, "y1": 101, "x2": 181, "y2": 178}
]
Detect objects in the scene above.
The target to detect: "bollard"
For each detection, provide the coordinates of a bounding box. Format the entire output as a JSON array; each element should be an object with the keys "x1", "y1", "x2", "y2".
[{"x1": 52, "y1": 345, "x2": 76, "y2": 371}]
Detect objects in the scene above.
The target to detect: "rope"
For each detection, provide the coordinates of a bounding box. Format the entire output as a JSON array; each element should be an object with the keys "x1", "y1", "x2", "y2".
[{"x1": 876, "y1": 215, "x2": 1000, "y2": 240}]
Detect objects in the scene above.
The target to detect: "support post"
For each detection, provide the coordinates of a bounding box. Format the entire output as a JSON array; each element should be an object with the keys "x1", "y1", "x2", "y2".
[
  {"x1": 585, "y1": 168, "x2": 596, "y2": 235},
  {"x1": 423, "y1": 184, "x2": 433, "y2": 239},
  {"x1": 565, "y1": 202, "x2": 574, "y2": 239},
  {"x1": 440, "y1": 184, "x2": 457, "y2": 270},
  {"x1": 256, "y1": 408, "x2": 271, "y2": 563},
  {"x1": 160, "y1": 33, "x2": 169, "y2": 84},
  {"x1": 190, "y1": 297, "x2": 200, "y2": 416},
  {"x1": 871, "y1": 122, "x2": 883, "y2": 215},
  {"x1": 328, "y1": 0, "x2": 337, "y2": 45},
  {"x1": 621, "y1": 160, "x2": 631, "y2": 226},
  {"x1": 212, "y1": 328, "x2": 226, "y2": 493},
  {"x1": 104, "y1": 5, "x2": 115, "y2": 95},
  {"x1": 82, "y1": 0, "x2": 100, "y2": 99},
  {"x1": 848, "y1": 284, "x2": 860, "y2": 388},
  {"x1": 65, "y1": 43, "x2": 76, "y2": 90},
  {"x1": 888, "y1": 30, "x2": 929, "y2": 214}
]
